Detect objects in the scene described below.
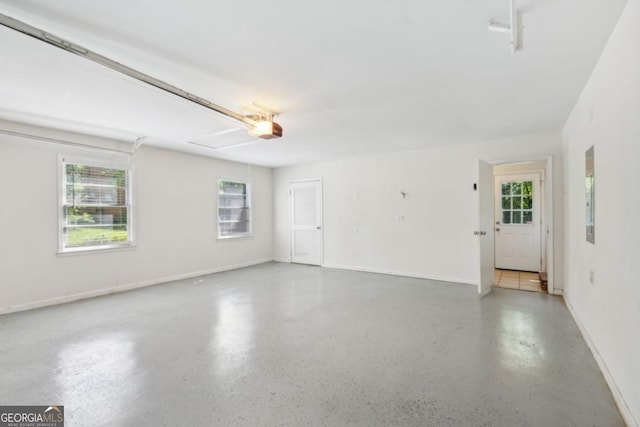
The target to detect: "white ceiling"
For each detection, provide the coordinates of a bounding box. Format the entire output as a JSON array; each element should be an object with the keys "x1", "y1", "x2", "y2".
[{"x1": 0, "y1": 0, "x2": 628, "y2": 167}]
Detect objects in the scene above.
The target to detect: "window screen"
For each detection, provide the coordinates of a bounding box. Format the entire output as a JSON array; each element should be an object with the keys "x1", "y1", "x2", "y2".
[
  {"x1": 61, "y1": 160, "x2": 132, "y2": 251},
  {"x1": 218, "y1": 179, "x2": 251, "y2": 238}
]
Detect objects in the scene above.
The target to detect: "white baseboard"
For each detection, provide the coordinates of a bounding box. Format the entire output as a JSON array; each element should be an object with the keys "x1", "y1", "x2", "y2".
[
  {"x1": 0, "y1": 258, "x2": 274, "y2": 315},
  {"x1": 273, "y1": 257, "x2": 291, "y2": 263},
  {"x1": 552, "y1": 289, "x2": 563, "y2": 296},
  {"x1": 322, "y1": 263, "x2": 477, "y2": 286},
  {"x1": 563, "y1": 295, "x2": 638, "y2": 427}
]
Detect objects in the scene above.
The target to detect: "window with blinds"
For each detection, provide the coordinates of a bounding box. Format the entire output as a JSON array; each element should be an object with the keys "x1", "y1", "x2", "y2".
[
  {"x1": 61, "y1": 159, "x2": 133, "y2": 252},
  {"x1": 218, "y1": 178, "x2": 251, "y2": 238}
]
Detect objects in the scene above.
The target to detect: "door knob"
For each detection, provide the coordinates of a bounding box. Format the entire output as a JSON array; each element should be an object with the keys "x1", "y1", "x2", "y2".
[
  {"x1": 495, "y1": 227, "x2": 500, "y2": 232},
  {"x1": 317, "y1": 226, "x2": 322, "y2": 230}
]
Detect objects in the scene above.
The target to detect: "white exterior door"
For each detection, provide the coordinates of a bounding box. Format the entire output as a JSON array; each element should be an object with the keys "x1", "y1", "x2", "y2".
[
  {"x1": 478, "y1": 160, "x2": 495, "y2": 296},
  {"x1": 494, "y1": 173, "x2": 541, "y2": 272},
  {"x1": 291, "y1": 179, "x2": 323, "y2": 265}
]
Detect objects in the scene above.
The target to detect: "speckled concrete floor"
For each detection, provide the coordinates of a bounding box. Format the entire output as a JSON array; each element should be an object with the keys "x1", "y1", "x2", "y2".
[{"x1": 0, "y1": 262, "x2": 624, "y2": 426}]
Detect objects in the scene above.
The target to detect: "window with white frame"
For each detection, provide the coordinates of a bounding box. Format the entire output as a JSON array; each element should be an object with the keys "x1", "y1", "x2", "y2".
[
  {"x1": 60, "y1": 158, "x2": 133, "y2": 252},
  {"x1": 218, "y1": 178, "x2": 251, "y2": 238},
  {"x1": 500, "y1": 180, "x2": 534, "y2": 225}
]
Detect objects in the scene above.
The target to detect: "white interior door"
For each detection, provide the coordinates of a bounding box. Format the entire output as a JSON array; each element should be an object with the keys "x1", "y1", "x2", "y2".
[
  {"x1": 291, "y1": 179, "x2": 323, "y2": 265},
  {"x1": 478, "y1": 160, "x2": 495, "y2": 296},
  {"x1": 494, "y1": 173, "x2": 541, "y2": 272}
]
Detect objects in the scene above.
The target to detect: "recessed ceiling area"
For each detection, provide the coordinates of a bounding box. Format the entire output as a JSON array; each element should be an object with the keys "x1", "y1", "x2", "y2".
[{"x1": 0, "y1": 0, "x2": 629, "y2": 167}]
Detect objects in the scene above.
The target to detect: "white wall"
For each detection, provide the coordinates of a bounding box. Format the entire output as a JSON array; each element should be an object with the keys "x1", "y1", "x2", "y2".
[
  {"x1": 562, "y1": 0, "x2": 640, "y2": 424},
  {"x1": 0, "y1": 122, "x2": 273, "y2": 313},
  {"x1": 274, "y1": 131, "x2": 563, "y2": 287}
]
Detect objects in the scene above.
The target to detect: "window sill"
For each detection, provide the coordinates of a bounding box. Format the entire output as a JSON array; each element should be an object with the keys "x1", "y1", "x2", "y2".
[
  {"x1": 217, "y1": 234, "x2": 253, "y2": 241},
  {"x1": 58, "y1": 243, "x2": 136, "y2": 256}
]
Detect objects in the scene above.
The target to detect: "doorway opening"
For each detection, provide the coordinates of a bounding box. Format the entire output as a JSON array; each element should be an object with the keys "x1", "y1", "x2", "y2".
[{"x1": 492, "y1": 161, "x2": 549, "y2": 293}]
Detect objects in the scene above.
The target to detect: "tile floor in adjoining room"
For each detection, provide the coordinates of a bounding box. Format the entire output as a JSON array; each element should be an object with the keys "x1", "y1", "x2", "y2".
[{"x1": 494, "y1": 269, "x2": 544, "y2": 293}]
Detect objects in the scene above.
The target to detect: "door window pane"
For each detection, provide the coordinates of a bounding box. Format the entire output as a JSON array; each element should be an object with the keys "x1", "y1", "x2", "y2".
[
  {"x1": 512, "y1": 197, "x2": 522, "y2": 209},
  {"x1": 523, "y1": 211, "x2": 533, "y2": 223},
  {"x1": 513, "y1": 211, "x2": 522, "y2": 224},
  {"x1": 502, "y1": 197, "x2": 511, "y2": 210},
  {"x1": 502, "y1": 211, "x2": 511, "y2": 224}
]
